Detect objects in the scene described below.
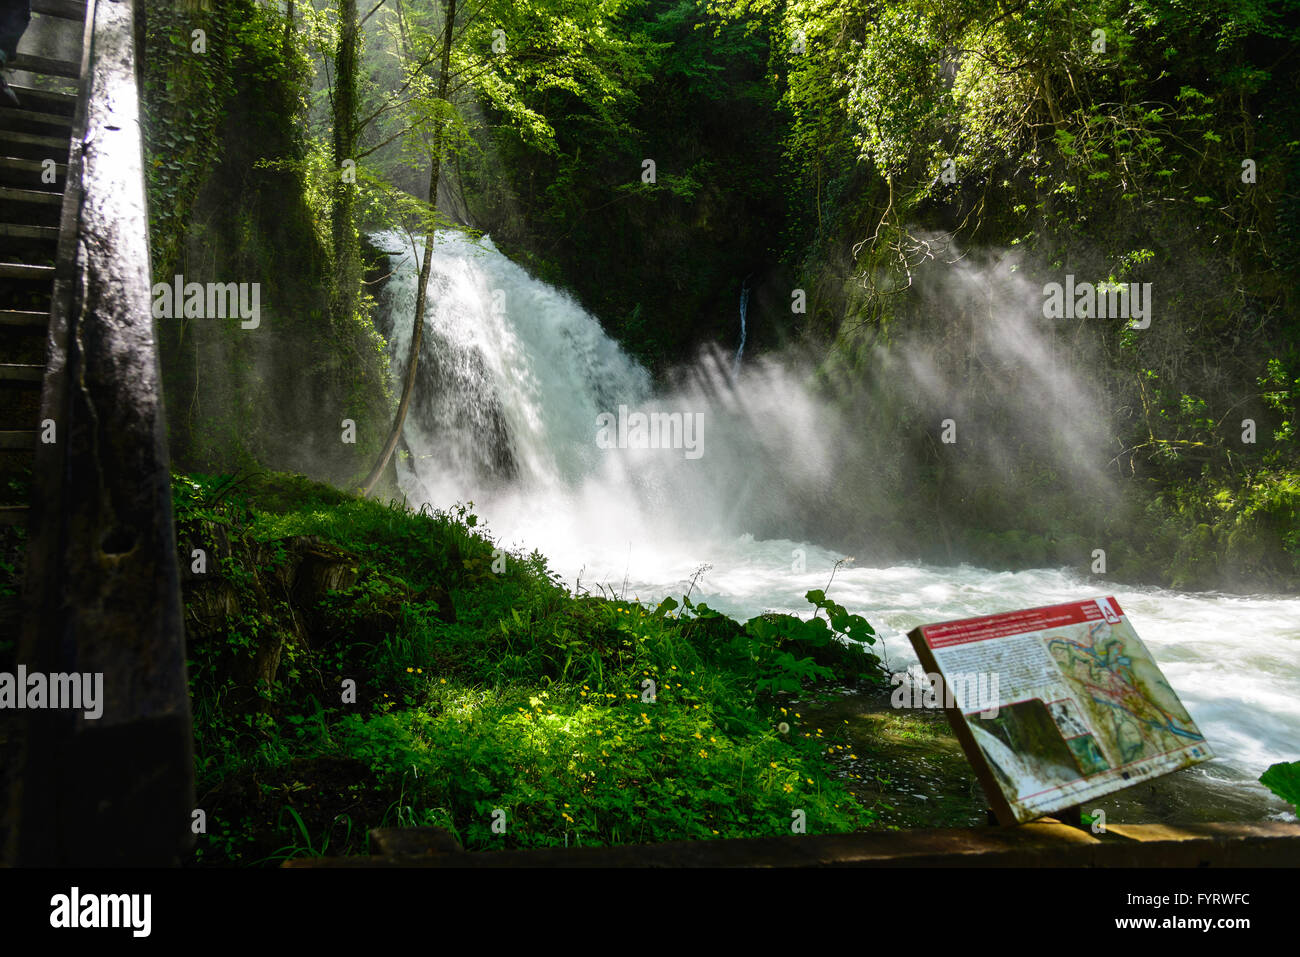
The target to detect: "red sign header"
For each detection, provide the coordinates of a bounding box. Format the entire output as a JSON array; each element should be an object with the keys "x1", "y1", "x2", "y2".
[{"x1": 920, "y1": 597, "x2": 1125, "y2": 649}]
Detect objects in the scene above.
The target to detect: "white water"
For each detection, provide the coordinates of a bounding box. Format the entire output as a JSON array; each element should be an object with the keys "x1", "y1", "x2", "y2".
[{"x1": 373, "y1": 229, "x2": 1300, "y2": 807}]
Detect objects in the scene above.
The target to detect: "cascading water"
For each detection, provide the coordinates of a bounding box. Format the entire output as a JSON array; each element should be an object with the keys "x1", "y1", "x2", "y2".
[
  {"x1": 372, "y1": 229, "x2": 1300, "y2": 816},
  {"x1": 373, "y1": 230, "x2": 651, "y2": 507}
]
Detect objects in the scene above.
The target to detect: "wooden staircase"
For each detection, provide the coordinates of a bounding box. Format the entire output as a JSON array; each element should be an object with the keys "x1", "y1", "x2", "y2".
[{"x1": 0, "y1": 0, "x2": 85, "y2": 528}]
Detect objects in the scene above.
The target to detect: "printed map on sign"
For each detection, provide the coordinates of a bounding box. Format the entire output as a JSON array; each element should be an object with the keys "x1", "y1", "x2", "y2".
[{"x1": 907, "y1": 597, "x2": 1212, "y2": 824}]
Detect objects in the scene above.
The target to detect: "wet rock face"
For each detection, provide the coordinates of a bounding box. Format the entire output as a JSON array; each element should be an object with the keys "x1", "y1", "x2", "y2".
[{"x1": 411, "y1": 331, "x2": 519, "y2": 484}]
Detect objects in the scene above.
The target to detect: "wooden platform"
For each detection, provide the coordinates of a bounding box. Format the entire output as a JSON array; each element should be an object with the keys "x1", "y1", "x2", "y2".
[{"x1": 283, "y1": 820, "x2": 1300, "y2": 867}]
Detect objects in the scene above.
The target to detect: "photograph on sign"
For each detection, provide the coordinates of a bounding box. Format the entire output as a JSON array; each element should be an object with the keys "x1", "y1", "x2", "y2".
[{"x1": 908, "y1": 597, "x2": 1212, "y2": 824}]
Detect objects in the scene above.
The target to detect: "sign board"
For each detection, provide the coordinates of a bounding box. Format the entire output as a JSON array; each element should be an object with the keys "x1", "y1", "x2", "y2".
[{"x1": 907, "y1": 597, "x2": 1212, "y2": 825}]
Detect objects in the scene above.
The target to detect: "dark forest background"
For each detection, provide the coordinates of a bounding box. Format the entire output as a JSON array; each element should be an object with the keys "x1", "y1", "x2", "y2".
[{"x1": 140, "y1": 0, "x2": 1300, "y2": 592}]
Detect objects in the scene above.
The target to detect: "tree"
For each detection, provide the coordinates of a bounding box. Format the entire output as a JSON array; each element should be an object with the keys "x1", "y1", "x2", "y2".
[
  {"x1": 354, "y1": 0, "x2": 651, "y2": 496},
  {"x1": 357, "y1": 0, "x2": 458, "y2": 496},
  {"x1": 331, "y1": 0, "x2": 362, "y2": 326}
]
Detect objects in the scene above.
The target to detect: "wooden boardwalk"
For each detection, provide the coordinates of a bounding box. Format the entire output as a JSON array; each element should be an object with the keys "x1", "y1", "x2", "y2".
[{"x1": 287, "y1": 821, "x2": 1300, "y2": 867}]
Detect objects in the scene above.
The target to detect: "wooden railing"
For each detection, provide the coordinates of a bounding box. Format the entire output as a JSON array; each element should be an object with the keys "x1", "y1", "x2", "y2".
[{"x1": 9, "y1": 0, "x2": 192, "y2": 867}]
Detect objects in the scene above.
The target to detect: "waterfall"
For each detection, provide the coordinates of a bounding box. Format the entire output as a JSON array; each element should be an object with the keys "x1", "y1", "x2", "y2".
[
  {"x1": 371, "y1": 229, "x2": 652, "y2": 506},
  {"x1": 370, "y1": 228, "x2": 1300, "y2": 804},
  {"x1": 370, "y1": 229, "x2": 841, "y2": 557}
]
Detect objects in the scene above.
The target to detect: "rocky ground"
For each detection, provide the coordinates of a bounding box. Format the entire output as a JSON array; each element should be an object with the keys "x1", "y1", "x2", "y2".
[{"x1": 796, "y1": 683, "x2": 1294, "y2": 832}]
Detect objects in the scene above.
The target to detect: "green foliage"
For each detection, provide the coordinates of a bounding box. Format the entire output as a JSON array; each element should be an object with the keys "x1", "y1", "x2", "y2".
[
  {"x1": 418, "y1": 0, "x2": 791, "y2": 369},
  {"x1": 179, "y1": 471, "x2": 885, "y2": 863},
  {"x1": 334, "y1": 685, "x2": 863, "y2": 849},
  {"x1": 725, "y1": 589, "x2": 880, "y2": 696},
  {"x1": 1259, "y1": 760, "x2": 1300, "y2": 812},
  {"x1": 256, "y1": 807, "x2": 355, "y2": 864},
  {"x1": 142, "y1": 1, "x2": 394, "y2": 487},
  {"x1": 692, "y1": 0, "x2": 1300, "y2": 587},
  {"x1": 141, "y1": 3, "x2": 230, "y2": 276},
  {"x1": 1259, "y1": 358, "x2": 1299, "y2": 445}
]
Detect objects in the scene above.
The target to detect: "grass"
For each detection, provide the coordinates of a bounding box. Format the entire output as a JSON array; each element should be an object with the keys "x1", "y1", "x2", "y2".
[{"x1": 176, "y1": 470, "x2": 888, "y2": 864}]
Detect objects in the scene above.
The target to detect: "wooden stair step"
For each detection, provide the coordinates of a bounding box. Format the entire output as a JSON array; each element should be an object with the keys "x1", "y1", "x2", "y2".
[
  {"x1": 0, "y1": 106, "x2": 75, "y2": 130},
  {"x1": 0, "y1": 132, "x2": 70, "y2": 163},
  {"x1": 32, "y1": 0, "x2": 88, "y2": 20},
  {"x1": 0, "y1": 430, "x2": 39, "y2": 448},
  {"x1": 0, "y1": 310, "x2": 48, "y2": 328},
  {"x1": 0, "y1": 156, "x2": 67, "y2": 177},
  {"x1": 10, "y1": 54, "x2": 82, "y2": 80},
  {"x1": 0, "y1": 160, "x2": 65, "y2": 194},
  {"x1": 0, "y1": 263, "x2": 56, "y2": 280},
  {"x1": 0, "y1": 186, "x2": 62, "y2": 207},
  {"x1": 0, "y1": 365, "x2": 44, "y2": 384},
  {"x1": 1, "y1": 131, "x2": 68, "y2": 151},
  {"x1": 0, "y1": 505, "x2": 30, "y2": 526},
  {"x1": 6, "y1": 85, "x2": 76, "y2": 112},
  {"x1": 0, "y1": 224, "x2": 61, "y2": 242}
]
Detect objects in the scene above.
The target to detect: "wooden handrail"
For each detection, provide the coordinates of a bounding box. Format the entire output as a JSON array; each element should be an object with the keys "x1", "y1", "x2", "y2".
[{"x1": 9, "y1": 0, "x2": 192, "y2": 867}]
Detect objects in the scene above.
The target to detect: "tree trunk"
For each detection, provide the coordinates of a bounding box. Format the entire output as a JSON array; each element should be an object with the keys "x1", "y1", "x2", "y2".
[
  {"x1": 359, "y1": 0, "x2": 457, "y2": 496},
  {"x1": 332, "y1": 0, "x2": 360, "y2": 325}
]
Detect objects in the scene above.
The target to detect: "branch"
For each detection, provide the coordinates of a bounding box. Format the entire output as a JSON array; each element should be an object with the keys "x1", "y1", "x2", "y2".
[{"x1": 360, "y1": 0, "x2": 386, "y2": 27}]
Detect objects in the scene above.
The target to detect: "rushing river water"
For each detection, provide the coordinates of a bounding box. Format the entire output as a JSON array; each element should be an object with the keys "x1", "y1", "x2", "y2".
[{"x1": 373, "y1": 229, "x2": 1299, "y2": 815}]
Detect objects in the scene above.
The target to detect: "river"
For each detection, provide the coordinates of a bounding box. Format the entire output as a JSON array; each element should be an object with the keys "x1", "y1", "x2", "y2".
[{"x1": 372, "y1": 228, "x2": 1300, "y2": 819}]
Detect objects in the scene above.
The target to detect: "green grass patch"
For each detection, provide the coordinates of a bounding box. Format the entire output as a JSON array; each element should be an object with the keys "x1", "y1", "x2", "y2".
[{"x1": 177, "y1": 470, "x2": 888, "y2": 863}]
